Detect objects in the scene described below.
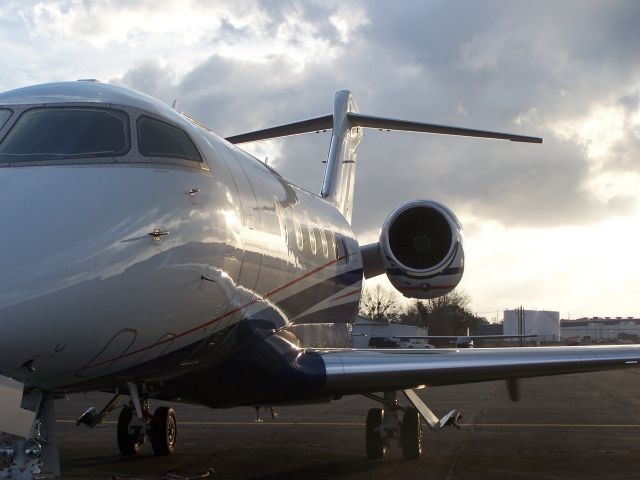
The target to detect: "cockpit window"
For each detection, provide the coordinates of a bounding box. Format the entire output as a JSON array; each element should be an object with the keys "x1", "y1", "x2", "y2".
[
  {"x1": 0, "y1": 109, "x2": 11, "y2": 129},
  {"x1": 0, "y1": 107, "x2": 129, "y2": 163},
  {"x1": 137, "y1": 116, "x2": 202, "y2": 162}
]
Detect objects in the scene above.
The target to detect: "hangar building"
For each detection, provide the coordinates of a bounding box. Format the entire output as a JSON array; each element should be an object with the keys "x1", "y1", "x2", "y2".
[
  {"x1": 351, "y1": 317, "x2": 429, "y2": 348},
  {"x1": 561, "y1": 317, "x2": 640, "y2": 342}
]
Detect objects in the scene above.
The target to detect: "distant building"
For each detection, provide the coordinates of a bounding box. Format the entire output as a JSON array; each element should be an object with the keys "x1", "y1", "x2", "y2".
[
  {"x1": 352, "y1": 316, "x2": 429, "y2": 348},
  {"x1": 475, "y1": 323, "x2": 503, "y2": 336},
  {"x1": 503, "y1": 309, "x2": 560, "y2": 342},
  {"x1": 561, "y1": 317, "x2": 640, "y2": 342},
  {"x1": 286, "y1": 322, "x2": 353, "y2": 348}
]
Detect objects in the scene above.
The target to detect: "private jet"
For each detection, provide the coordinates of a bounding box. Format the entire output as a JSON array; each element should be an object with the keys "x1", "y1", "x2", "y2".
[{"x1": 1, "y1": 80, "x2": 639, "y2": 479}]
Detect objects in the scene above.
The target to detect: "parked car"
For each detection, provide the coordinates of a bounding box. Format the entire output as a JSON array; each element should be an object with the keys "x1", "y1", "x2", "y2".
[
  {"x1": 368, "y1": 337, "x2": 399, "y2": 348},
  {"x1": 398, "y1": 339, "x2": 435, "y2": 349}
]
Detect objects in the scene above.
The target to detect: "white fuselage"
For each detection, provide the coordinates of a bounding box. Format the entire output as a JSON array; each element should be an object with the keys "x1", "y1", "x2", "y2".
[{"x1": 0, "y1": 82, "x2": 363, "y2": 394}]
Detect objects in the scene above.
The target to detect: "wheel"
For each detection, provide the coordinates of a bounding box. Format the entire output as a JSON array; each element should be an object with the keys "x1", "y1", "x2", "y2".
[
  {"x1": 117, "y1": 406, "x2": 144, "y2": 455},
  {"x1": 401, "y1": 407, "x2": 422, "y2": 459},
  {"x1": 365, "y1": 408, "x2": 386, "y2": 459},
  {"x1": 149, "y1": 407, "x2": 177, "y2": 455}
]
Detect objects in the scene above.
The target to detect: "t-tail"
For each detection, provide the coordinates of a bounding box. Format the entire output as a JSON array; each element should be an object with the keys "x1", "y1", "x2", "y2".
[
  {"x1": 226, "y1": 91, "x2": 541, "y2": 225},
  {"x1": 319, "y1": 90, "x2": 362, "y2": 223}
]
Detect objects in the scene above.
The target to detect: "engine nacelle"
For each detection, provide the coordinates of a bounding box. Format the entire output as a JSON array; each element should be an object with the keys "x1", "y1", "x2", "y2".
[{"x1": 365, "y1": 200, "x2": 464, "y2": 299}]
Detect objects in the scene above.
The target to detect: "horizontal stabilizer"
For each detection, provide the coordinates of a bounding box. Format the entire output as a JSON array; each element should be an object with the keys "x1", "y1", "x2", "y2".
[
  {"x1": 225, "y1": 115, "x2": 333, "y2": 144},
  {"x1": 225, "y1": 112, "x2": 543, "y2": 144},
  {"x1": 347, "y1": 113, "x2": 542, "y2": 143}
]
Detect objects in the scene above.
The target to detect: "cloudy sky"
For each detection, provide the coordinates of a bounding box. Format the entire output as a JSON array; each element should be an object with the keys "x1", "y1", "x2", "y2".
[{"x1": 1, "y1": 0, "x2": 639, "y2": 320}]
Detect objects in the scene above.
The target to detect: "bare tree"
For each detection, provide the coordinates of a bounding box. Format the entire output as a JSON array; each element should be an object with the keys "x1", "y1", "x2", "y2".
[
  {"x1": 359, "y1": 284, "x2": 402, "y2": 323},
  {"x1": 425, "y1": 290, "x2": 471, "y2": 312},
  {"x1": 399, "y1": 289, "x2": 488, "y2": 335},
  {"x1": 398, "y1": 299, "x2": 429, "y2": 328}
]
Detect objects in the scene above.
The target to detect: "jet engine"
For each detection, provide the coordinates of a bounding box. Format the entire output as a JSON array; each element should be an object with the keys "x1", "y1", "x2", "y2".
[{"x1": 361, "y1": 200, "x2": 464, "y2": 299}]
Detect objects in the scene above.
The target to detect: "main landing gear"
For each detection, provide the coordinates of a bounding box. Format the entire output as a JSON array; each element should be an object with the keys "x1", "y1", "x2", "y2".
[
  {"x1": 363, "y1": 389, "x2": 461, "y2": 460},
  {"x1": 77, "y1": 382, "x2": 177, "y2": 457}
]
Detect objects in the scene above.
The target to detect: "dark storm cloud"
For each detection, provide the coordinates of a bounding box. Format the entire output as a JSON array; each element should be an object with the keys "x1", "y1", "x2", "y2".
[
  {"x1": 259, "y1": 0, "x2": 342, "y2": 44},
  {"x1": 115, "y1": 60, "x2": 178, "y2": 102},
  {"x1": 115, "y1": 0, "x2": 640, "y2": 235}
]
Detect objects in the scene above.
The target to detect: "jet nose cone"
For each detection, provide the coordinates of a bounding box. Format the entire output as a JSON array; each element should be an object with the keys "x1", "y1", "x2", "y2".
[
  {"x1": 1, "y1": 168, "x2": 99, "y2": 308},
  {"x1": 0, "y1": 166, "x2": 166, "y2": 381},
  {"x1": 0, "y1": 164, "x2": 227, "y2": 386}
]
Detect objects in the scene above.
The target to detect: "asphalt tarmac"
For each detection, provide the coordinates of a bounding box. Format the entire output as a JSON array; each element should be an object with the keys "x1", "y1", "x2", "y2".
[{"x1": 54, "y1": 369, "x2": 640, "y2": 479}]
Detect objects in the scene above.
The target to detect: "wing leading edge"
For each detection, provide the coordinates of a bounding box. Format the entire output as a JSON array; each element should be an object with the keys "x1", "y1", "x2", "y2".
[{"x1": 315, "y1": 345, "x2": 640, "y2": 395}]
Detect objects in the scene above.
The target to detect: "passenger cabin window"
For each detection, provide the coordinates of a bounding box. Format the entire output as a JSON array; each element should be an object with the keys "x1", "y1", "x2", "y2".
[
  {"x1": 138, "y1": 116, "x2": 201, "y2": 162},
  {"x1": 0, "y1": 107, "x2": 129, "y2": 163},
  {"x1": 0, "y1": 109, "x2": 11, "y2": 129},
  {"x1": 318, "y1": 221, "x2": 329, "y2": 258}
]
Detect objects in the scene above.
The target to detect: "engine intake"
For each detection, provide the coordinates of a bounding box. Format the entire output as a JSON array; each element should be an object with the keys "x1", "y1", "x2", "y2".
[
  {"x1": 387, "y1": 206, "x2": 453, "y2": 270},
  {"x1": 362, "y1": 200, "x2": 464, "y2": 299}
]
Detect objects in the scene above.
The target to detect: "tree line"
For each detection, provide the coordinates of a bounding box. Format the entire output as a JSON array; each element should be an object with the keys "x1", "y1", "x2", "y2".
[{"x1": 358, "y1": 284, "x2": 489, "y2": 335}]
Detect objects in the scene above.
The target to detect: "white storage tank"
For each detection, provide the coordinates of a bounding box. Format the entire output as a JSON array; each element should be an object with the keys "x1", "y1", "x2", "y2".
[{"x1": 503, "y1": 309, "x2": 560, "y2": 342}]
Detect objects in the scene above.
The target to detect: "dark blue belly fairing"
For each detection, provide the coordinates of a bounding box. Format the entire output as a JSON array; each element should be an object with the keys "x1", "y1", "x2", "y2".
[{"x1": 152, "y1": 319, "x2": 329, "y2": 407}]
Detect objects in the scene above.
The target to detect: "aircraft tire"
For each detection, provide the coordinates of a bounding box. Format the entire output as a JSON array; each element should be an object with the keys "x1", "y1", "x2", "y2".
[
  {"x1": 401, "y1": 407, "x2": 422, "y2": 459},
  {"x1": 117, "y1": 406, "x2": 143, "y2": 455},
  {"x1": 149, "y1": 407, "x2": 177, "y2": 455},
  {"x1": 365, "y1": 408, "x2": 386, "y2": 459}
]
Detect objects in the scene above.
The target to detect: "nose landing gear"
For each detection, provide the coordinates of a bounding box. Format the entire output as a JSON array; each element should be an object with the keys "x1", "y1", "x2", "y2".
[
  {"x1": 116, "y1": 400, "x2": 178, "y2": 457},
  {"x1": 117, "y1": 405, "x2": 145, "y2": 455},
  {"x1": 149, "y1": 406, "x2": 177, "y2": 456},
  {"x1": 79, "y1": 383, "x2": 179, "y2": 457}
]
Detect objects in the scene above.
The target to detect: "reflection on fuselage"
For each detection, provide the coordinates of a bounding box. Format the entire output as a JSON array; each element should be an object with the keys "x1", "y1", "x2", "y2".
[{"x1": 0, "y1": 83, "x2": 363, "y2": 397}]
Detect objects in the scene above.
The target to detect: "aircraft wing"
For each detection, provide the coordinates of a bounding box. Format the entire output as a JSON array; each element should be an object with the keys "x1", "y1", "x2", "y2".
[
  {"x1": 395, "y1": 335, "x2": 460, "y2": 340},
  {"x1": 468, "y1": 334, "x2": 538, "y2": 340},
  {"x1": 315, "y1": 345, "x2": 640, "y2": 395},
  {"x1": 394, "y1": 334, "x2": 538, "y2": 340}
]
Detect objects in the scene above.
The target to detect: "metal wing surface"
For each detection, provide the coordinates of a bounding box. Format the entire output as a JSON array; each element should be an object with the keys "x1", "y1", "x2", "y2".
[
  {"x1": 395, "y1": 334, "x2": 537, "y2": 340},
  {"x1": 316, "y1": 345, "x2": 640, "y2": 395}
]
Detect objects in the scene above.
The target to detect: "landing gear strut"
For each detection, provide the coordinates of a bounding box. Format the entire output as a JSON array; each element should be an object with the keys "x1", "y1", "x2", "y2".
[
  {"x1": 117, "y1": 406, "x2": 144, "y2": 455},
  {"x1": 363, "y1": 389, "x2": 460, "y2": 460},
  {"x1": 114, "y1": 384, "x2": 178, "y2": 457}
]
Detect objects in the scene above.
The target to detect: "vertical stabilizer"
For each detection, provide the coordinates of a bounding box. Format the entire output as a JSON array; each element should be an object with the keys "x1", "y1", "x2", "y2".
[
  {"x1": 225, "y1": 90, "x2": 541, "y2": 224},
  {"x1": 320, "y1": 91, "x2": 362, "y2": 223}
]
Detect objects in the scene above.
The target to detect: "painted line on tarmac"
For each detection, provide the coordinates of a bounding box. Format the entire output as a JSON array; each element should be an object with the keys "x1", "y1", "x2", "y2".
[
  {"x1": 58, "y1": 420, "x2": 362, "y2": 426},
  {"x1": 465, "y1": 423, "x2": 640, "y2": 428},
  {"x1": 57, "y1": 419, "x2": 640, "y2": 428}
]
